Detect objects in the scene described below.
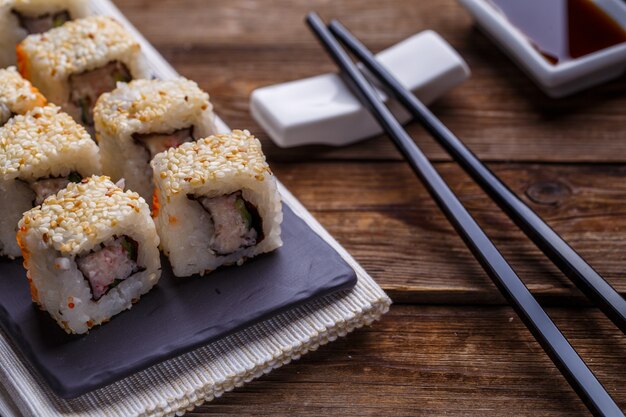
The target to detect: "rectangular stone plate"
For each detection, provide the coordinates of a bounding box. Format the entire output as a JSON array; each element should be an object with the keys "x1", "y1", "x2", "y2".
[{"x1": 0, "y1": 204, "x2": 357, "y2": 398}]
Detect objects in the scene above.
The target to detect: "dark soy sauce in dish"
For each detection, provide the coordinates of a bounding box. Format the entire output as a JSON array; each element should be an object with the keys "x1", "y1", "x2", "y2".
[{"x1": 488, "y1": 0, "x2": 626, "y2": 64}]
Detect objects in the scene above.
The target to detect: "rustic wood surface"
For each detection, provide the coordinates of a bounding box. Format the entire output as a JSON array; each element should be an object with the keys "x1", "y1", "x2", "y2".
[{"x1": 115, "y1": 0, "x2": 626, "y2": 415}]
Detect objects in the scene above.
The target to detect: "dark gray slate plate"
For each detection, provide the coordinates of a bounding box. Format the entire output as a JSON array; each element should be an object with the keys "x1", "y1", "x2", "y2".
[{"x1": 0, "y1": 204, "x2": 357, "y2": 398}]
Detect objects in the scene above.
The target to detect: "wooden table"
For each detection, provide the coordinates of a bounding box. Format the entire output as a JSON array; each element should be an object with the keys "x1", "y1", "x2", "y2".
[{"x1": 116, "y1": 0, "x2": 626, "y2": 415}]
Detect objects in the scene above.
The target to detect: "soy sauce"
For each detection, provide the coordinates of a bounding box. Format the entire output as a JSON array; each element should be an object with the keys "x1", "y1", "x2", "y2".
[{"x1": 488, "y1": 0, "x2": 626, "y2": 64}]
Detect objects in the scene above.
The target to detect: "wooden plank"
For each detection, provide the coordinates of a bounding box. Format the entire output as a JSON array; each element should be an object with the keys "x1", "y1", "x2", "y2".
[
  {"x1": 272, "y1": 161, "x2": 626, "y2": 304},
  {"x1": 116, "y1": 0, "x2": 626, "y2": 163},
  {"x1": 186, "y1": 305, "x2": 626, "y2": 416}
]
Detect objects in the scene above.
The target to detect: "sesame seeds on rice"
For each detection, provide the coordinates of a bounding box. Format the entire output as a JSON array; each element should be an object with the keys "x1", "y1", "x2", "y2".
[
  {"x1": 0, "y1": 104, "x2": 94, "y2": 179},
  {"x1": 94, "y1": 78, "x2": 212, "y2": 138},
  {"x1": 151, "y1": 129, "x2": 271, "y2": 197},
  {"x1": 19, "y1": 176, "x2": 147, "y2": 256},
  {"x1": 17, "y1": 16, "x2": 140, "y2": 81},
  {"x1": 17, "y1": 173, "x2": 161, "y2": 334},
  {"x1": 0, "y1": 66, "x2": 46, "y2": 117}
]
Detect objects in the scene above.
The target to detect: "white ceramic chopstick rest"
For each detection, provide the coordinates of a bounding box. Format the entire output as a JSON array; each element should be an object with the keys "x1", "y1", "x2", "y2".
[{"x1": 250, "y1": 30, "x2": 470, "y2": 147}]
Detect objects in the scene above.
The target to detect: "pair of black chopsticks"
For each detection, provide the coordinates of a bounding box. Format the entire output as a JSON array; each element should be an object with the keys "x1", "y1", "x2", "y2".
[{"x1": 305, "y1": 11, "x2": 626, "y2": 417}]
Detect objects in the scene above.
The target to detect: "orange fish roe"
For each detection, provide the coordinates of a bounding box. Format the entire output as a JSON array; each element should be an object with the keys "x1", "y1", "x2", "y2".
[
  {"x1": 27, "y1": 272, "x2": 40, "y2": 304},
  {"x1": 151, "y1": 189, "x2": 160, "y2": 218},
  {"x1": 15, "y1": 45, "x2": 29, "y2": 80}
]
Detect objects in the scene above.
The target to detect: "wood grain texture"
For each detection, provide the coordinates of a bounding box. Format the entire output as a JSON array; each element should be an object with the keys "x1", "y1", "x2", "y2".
[
  {"x1": 273, "y1": 162, "x2": 626, "y2": 304},
  {"x1": 115, "y1": 0, "x2": 626, "y2": 303},
  {"x1": 117, "y1": 0, "x2": 626, "y2": 163},
  {"x1": 111, "y1": 0, "x2": 626, "y2": 415},
  {"x1": 188, "y1": 305, "x2": 626, "y2": 417}
]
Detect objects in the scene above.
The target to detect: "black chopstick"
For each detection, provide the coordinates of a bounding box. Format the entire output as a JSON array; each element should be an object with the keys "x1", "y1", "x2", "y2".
[
  {"x1": 328, "y1": 19, "x2": 626, "y2": 336},
  {"x1": 305, "y1": 12, "x2": 624, "y2": 417}
]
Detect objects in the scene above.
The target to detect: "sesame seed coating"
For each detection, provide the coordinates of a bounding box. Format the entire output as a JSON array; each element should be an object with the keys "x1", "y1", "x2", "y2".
[
  {"x1": 18, "y1": 16, "x2": 140, "y2": 81},
  {"x1": 94, "y1": 77, "x2": 212, "y2": 138},
  {"x1": 151, "y1": 130, "x2": 271, "y2": 197},
  {"x1": 0, "y1": 67, "x2": 46, "y2": 119},
  {"x1": 19, "y1": 175, "x2": 148, "y2": 256},
  {"x1": 0, "y1": 104, "x2": 94, "y2": 180}
]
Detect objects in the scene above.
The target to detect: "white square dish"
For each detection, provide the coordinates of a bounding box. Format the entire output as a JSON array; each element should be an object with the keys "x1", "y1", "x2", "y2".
[{"x1": 458, "y1": 0, "x2": 626, "y2": 97}]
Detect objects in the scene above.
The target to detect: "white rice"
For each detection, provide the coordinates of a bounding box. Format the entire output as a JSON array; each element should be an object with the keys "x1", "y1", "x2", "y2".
[
  {"x1": 151, "y1": 130, "x2": 283, "y2": 277},
  {"x1": 0, "y1": 66, "x2": 46, "y2": 126},
  {"x1": 17, "y1": 16, "x2": 151, "y2": 125},
  {"x1": 0, "y1": 105, "x2": 100, "y2": 258},
  {"x1": 94, "y1": 77, "x2": 216, "y2": 201},
  {"x1": 0, "y1": 0, "x2": 87, "y2": 67},
  {"x1": 18, "y1": 176, "x2": 161, "y2": 334}
]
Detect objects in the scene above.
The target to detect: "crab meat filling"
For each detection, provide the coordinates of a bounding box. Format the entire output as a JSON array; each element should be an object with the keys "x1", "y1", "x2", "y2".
[
  {"x1": 133, "y1": 127, "x2": 195, "y2": 160},
  {"x1": 12, "y1": 9, "x2": 70, "y2": 34},
  {"x1": 76, "y1": 236, "x2": 141, "y2": 301},
  {"x1": 69, "y1": 61, "x2": 132, "y2": 126},
  {"x1": 29, "y1": 172, "x2": 82, "y2": 206},
  {"x1": 192, "y1": 191, "x2": 264, "y2": 255}
]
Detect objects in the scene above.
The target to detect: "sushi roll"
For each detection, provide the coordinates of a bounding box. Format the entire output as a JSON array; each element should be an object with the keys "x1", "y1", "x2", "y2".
[
  {"x1": 94, "y1": 77, "x2": 216, "y2": 201},
  {"x1": 17, "y1": 175, "x2": 161, "y2": 334},
  {"x1": 0, "y1": 66, "x2": 46, "y2": 126},
  {"x1": 151, "y1": 129, "x2": 283, "y2": 277},
  {"x1": 17, "y1": 16, "x2": 150, "y2": 130},
  {"x1": 0, "y1": 0, "x2": 87, "y2": 67},
  {"x1": 0, "y1": 104, "x2": 99, "y2": 258}
]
